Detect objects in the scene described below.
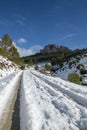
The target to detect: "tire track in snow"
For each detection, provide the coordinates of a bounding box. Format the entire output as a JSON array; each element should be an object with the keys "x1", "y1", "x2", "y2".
[
  {"x1": 0, "y1": 72, "x2": 22, "y2": 130},
  {"x1": 31, "y1": 71, "x2": 87, "y2": 108},
  {"x1": 10, "y1": 77, "x2": 21, "y2": 130},
  {"x1": 31, "y1": 71, "x2": 87, "y2": 130},
  {"x1": 31, "y1": 71, "x2": 87, "y2": 111}
]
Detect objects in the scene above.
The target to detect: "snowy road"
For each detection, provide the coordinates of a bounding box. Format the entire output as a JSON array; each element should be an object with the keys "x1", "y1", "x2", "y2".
[
  {"x1": 20, "y1": 70, "x2": 87, "y2": 130},
  {"x1": 0, "y1": 70, "x2": 87, "y2": 130}
]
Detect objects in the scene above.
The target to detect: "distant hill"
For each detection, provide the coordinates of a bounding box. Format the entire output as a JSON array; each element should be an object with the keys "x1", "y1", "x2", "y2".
[
  {"x1": 23, "y1": 44, "x2": 87, "y2": 65},
  {"x1": 40, "y1": 44, "x2": 71, "y2": 54},
  {"x1": 23, "y1": 44, "x2": 72, "y2": 65}
]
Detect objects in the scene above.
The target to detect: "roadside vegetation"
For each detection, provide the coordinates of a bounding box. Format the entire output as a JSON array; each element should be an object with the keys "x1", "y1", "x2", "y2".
[{"x1": 68, "y1": 73, "x2": 81, "y2": 85}]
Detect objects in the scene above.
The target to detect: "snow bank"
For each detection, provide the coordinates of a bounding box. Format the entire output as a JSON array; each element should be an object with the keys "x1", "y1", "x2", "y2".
[{"x1": 0, "y1": 55, "x2": 19, "y2": 79}]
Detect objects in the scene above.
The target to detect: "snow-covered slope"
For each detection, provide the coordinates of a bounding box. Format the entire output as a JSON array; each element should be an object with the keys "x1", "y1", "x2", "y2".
[
  {"x1": 36, "y1": 53, "x2": 87, "y2": 84},
  {"x1": 53, "y1": 54, "x2": 87, "y2": 83},
  {"x1": 20, "y1": 70, "x2": 87, "y2": 130},
  {"x1": 0, "y1": 55, "x2": 19, "y2": 78}
]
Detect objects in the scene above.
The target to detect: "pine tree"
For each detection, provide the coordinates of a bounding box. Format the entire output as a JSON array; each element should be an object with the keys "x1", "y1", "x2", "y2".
[
  {"x1": 0, "y1": 33, "x2": 24, "y2": 66},
  {"x1": 1, "y1": 33, "x2": 13, "y2": 50},
  {"x1": 0, "y1": 33, "x2": 20, "y2": 62},
  {"x1": 1, "y1": 34, "x2": 20, "y2": 59},
  {"x1": 8, "y1": 45, "x2": 19, "y2": 60}
]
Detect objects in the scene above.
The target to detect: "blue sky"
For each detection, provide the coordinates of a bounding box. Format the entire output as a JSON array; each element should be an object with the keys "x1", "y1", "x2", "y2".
[{"x1": 0, "y1": 0, "x2": 87, "y2": 56}]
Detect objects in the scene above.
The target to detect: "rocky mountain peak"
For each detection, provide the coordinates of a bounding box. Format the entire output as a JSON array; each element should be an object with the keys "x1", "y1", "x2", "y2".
[{"x1": 40, "y1": 44, "x2": 70, "y2": 54}]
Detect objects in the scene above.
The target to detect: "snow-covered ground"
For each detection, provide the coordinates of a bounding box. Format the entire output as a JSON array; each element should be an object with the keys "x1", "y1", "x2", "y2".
[{"x1": 20, "y1": 70, "x2": 87, "y2": 130}]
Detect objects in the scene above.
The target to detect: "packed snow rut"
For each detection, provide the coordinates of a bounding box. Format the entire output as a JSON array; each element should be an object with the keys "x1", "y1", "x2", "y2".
[
  {"x1": 0, "y1": 71, "x2": 22, "y2": 130},
  {"x1": 20, "y1": 70, "x2": 87, "y2": 130}
]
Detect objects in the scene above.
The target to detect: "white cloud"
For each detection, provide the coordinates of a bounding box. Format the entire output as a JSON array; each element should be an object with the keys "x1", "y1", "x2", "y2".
[
  {"x1": 17, "y1": 47, "x2": 33, "y2": 57},
  {"x1": 60, "y1": 33, "x2": 80, "y2": 42},
  {"x1": 0, "y1": 21, "x2": 7, "y2": 25},
  {"x1": 15, "y1": 16, "x2": 26, "y2": 26},
  {"x1": 0, "y1": 19, "x2": 12, "y2": 26},
  {"x1": 18, "y1": 45, "x2": 42, "y2": 57},
  {"x1": 63, "y1": 34, "x2": 77, "y2": 39},
  {"x1": 13, "y1": 42, "x2": 42, "y2": 57},
  {"x1": 16, "y1": 20, "x2": 24, "y2": 25},
  {"x1": 18, "y1": 38, "x2": 27, "y2": 44}
]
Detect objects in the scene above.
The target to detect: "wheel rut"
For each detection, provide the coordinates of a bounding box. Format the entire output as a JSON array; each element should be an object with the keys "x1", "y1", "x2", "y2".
[{"x1": 10, "y1": 86, "x2": 20, "y2": 130}]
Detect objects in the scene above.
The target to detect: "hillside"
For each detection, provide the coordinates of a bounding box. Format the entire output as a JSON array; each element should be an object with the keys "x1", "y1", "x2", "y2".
[
  {"x1": 23, "y1": 44, "x2": 72, "y2": 64},
  {"x1": 22, "y1": 44, "x2": 87, "y2": 85},
  {"x1": 53, "y1": 52, "x2": 87, "y2": 84},
  {"x1": 0, "y1": 55, "x2": 19, "y2": 78},
  {"x1": 23, "y1": 44, "x2": 86, "y2": 65}
]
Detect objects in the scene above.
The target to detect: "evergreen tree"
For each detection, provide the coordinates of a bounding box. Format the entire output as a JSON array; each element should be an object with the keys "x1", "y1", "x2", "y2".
[
  {"x1": 0, "y1": 33, "x2": 24, "y2": 66},
  {"x1": 1, "y1": 33, "x2": 13, "y2": 50},
  {"x1": 0, "y1": 33, "x2": 20, "y2": 60},
  {"x1": 8, "y1": 45, "x2": 19, "y2": 60},
  {"x1": 0, "y1": 48, "x2": 8, "y2": 57}
]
